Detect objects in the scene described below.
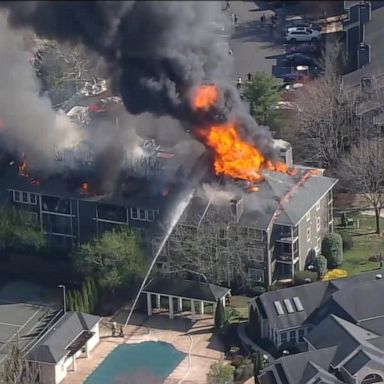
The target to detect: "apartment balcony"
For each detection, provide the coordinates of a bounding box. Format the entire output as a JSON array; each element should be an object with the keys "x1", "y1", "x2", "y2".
[{"x1": 276, "y1": 252, "x2": 299, "y2": 264}]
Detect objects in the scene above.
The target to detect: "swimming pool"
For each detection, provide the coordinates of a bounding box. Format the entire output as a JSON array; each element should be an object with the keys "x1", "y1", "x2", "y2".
[{"x1": 85, "y1": 341, "x2": 186, "y2": 384}]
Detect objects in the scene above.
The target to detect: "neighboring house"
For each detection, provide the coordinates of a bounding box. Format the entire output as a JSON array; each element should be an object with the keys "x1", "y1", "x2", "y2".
[
  {"x1": 250, "y1": 270, "x2": 384, "y2": 349},
  {"x1": 0, "y1": 142, "x2": 207, "y2": 252},
  {"x1": 26, "y1": 311, "x2": 100, "y2": 384},
  {"x1": 158, "y1": 140, "x2": 337, "y2": 287},
  {"x1": 259, "y1": 313, "x2": 384, "y2": 383}
]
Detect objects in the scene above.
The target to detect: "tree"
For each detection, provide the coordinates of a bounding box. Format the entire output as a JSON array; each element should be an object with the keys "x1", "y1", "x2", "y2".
[
  {"x1": 214, "y1": 299, "x2": 225, "y2": 330},
  {"x1": 1, "y1": 344, "x2": 38, "y2": 384},
  {"x1": 66, "y1": 290, "x2": 74, "y2": 312},
  {"x1": 243, "y1": 71, "x2": 281, "y2": 126},
  {"x1": 85, "y1": 279, "x2": 94, "y2": 313},
  {"x1": 72, "y1": 229, "x2": 144, "y2": 292},
  {"x1": 321, "y1": 233, "x2": 343, "y2": 268},
  {"x1": 207, "y1": 361, "x2": 235, "y2": 384},
  {"x1": 281, "y1": 41, "x2": 360, "y2": 168},
  {"x1": 315, "y1": 255, "x2": 328, "y2": 277},
  {"x1": 89, "y1": 278, "x2": 99, "y2": 310},
  {"x1": 0, "y1": 208, "x2": 46, "y2": 255},
  {"x1": 248, "y1": 305, "x2": 261, "y2": 340},
  {"x1": 252, "y1": 351, "x2": 264, "y2": 384},
  {"x1": 82, "y1": 284, "x2": 90, "y2": 313},
  {"x1": 339, "y1": 139, "x2": 384, "y2": 234},
  {"x1": 76, "y1": 290, "x2": 84, "y2": 312}
]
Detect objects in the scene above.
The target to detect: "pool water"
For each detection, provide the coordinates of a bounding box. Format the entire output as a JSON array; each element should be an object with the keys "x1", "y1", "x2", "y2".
[{"x1": 85, "y1": 341, "x2": 186, "y2": 384}]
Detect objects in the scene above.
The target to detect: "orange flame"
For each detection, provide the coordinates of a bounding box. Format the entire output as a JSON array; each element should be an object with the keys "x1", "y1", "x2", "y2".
[
  {"x1": 80, "y1": 183, "x2": 90, "y2": 195},
  {"x1": 192, "y1": 84, "x2": 220, "y2": 110},
  {"x1": 193, "y1": 84, "x2": 295, "y2": 183},
  {"x1": 19, "y1": 153, "x2": 29, "y2": 177}
]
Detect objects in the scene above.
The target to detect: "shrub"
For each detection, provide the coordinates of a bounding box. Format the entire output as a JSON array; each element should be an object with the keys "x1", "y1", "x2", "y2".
[
  {"x1": 314, "y1": 255, "x2": 328, "y2": 277},
  {"x1": 247, "y1": 285, "x2": 266, "y2": 297},
  {"x1": 338, "y1": 231, "x2": 354, "y2": 251},
  {"x1": 294, "y1": 270, "x2": 318, "y2": 286},
  {"x1": 321, "y1": 233, "x2": 343, "y2": 268}
]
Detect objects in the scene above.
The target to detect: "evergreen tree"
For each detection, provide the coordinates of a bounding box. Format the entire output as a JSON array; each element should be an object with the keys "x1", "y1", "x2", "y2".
[
  {"x1": 82, "y1": 284, "x2": 90, "y2": 313},
  {"x1": 76, "y1": 290, "x2": 84, "y2": 312},
  {"x1": 66, "y1": 290, "x2": 74, "y2": 312},
  {"x1": 214, "y1": 299, "x2": 225, "y2": 330},
  {"x1": 85, "y1": 279, "x2": 94, "y2": 313},
  {"x1": 252, "y1": 351, "x2": 264, "y2": 384},
  {"x1": 90, "y1": 278, "x2": 99, "y2": 310},
  {"x1": 321, "y1": 233, "x2": 343, "y2": 268}
]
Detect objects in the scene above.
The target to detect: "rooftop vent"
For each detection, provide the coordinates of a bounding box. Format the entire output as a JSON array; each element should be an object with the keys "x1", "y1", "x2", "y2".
[{"x1": 376, "y1": 274, "x2": 383, "y2": 280}]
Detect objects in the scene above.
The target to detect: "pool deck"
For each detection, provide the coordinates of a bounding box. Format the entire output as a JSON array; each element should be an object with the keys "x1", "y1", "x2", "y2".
[{"x1": 62, "y1": 312, "x2": 225, "y2": 384}]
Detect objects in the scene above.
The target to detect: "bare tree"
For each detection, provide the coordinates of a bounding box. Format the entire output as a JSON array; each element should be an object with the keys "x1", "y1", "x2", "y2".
[
  {"x1": 283, "y1": 42, "x2": 358, "y2": 169},
  {"x1": 339, "y1": 139, "x2": 384, "y2": 234},
  {"x1": 1, "y1": 345, "x2": 38, "y2": 384}
]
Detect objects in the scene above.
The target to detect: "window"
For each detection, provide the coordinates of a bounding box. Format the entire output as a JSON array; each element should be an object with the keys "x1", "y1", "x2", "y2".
[
  {"x1": 249, "y1": 246, "x2": 264, "y2": 261},
  {"x1": 280, "y1": 332, "x2": 287, "y2": 344},
  {"x1": 248, "y1": 268, "x2": 264, "y2": 283},
  {"x1": 306, "y1": 212, "x2": 310, "y2": 222},
  {"x1": 254, "y1": 229, "x2": 263, "y2": 241},
  {"x1": 315, "y1": 201, "x2": 320, "y2": 211},
  {"x1": 12, "y1": 190, "x2": 37, "y2": 205},
  {"x1": 289, "y1": 330, "x2": 296, "y2": 342},
  {"x1": 130, "y1": 208, "x2": 155, "y2": 222},
  {"x1": 13, "y1": 190, "x2": 20, "y2": 202},
  {"x1": 22, "y1": 211, "x2": 38, "y2": 225},
  {"x1": 42, "y1": 196, "x2": 70, "y2": 214},
  {"x1": 307, "y1": 228, "x2": 311, "y2": 242},
  {"x1": 316, "y1": 237, "x2": 321, "y2": 250},
  {"x1": 316, "y1": 217, "x2": 321, "y2": 232},
  {"x1": 97, "y1": 204, "x2": 127, "y2": 223},
  {"x1": 147, "y1": 210, "x2": 155, "y2": 222},
  {"x1": 298, "y1": 328, "x2": 305, "y2": 342}
]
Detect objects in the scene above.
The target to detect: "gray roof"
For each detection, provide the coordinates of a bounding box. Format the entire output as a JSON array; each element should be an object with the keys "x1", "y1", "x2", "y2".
[
  {"x1": 259, "y1": 347, "x2": 340, "y2": 384},
  {"x1": 27, "y1": 311, "x2": 100, "y2": 364},
  {"x1": 143, "y1": 277, "x2": 230, "y2": 303},
  {"x1": 256, "y1": 270, "x2": 384, "y2": 330},
  {"x1": 257, "y1": 280, "x2": 332, "y2": 329},
  {"x1": 181, "y1": 168, "x2": 337, "y2": 230},
  {"x1": 343, "y1": 350, "x2": 371, "y2": 375},
  {"x1": 306, "y1": 315, "x2": 379, "y2": 366}
]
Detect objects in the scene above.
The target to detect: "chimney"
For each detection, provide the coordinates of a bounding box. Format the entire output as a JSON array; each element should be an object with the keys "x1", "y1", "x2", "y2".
[
  {"x1": 230, "y1": 196, "x2": 244, "y2": 223},
  {"x1": 273, "y1": 139, "x2": 293, "y2": 168},
  {"x1": 359, "y1": 1, "x2": 371, "y2": 24}
]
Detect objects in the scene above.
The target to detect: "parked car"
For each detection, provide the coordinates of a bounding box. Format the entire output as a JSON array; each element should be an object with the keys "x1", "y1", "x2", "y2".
[
  {"x1": 286, "y1": 21, "x2": 322, "y2": 31},
  {"x1": 281, "y1": 53, "x2": 316, "y2": 67},
  {"x1": 285, "y1": 27, "x2": 321, "y2": 43}
]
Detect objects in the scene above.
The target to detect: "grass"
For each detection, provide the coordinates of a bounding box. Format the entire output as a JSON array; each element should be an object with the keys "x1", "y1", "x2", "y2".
[
  {"x1": 228, "y1": 295, "x2": 250, "y2": 320},
  {"x1": 336, "y1": 214, "x2": 384, "y2": 276}
]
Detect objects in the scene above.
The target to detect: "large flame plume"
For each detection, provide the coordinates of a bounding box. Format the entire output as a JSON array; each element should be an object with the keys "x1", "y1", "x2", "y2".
[{"x1": 193, "y1": 85, "x2": 295, "y2": 183}]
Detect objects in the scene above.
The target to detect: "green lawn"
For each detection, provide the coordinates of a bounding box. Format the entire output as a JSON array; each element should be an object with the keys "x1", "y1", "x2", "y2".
[
  {"x1": 336, "y1": 214, "x2": 384, "y2": 276},
  {"x1": 228, "y1": 295, "x2": 250, "y2": 320}
]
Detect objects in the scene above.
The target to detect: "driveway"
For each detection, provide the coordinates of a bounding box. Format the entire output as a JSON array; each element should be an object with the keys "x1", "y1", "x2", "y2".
[{"x1": 225, "y1": 1, "x2": 284, "y2": 79}]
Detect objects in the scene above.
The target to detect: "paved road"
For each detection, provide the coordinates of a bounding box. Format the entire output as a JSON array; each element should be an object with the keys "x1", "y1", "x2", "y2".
[{"x1": 224, "y1": 1, "x2": 284, "y2": 80}]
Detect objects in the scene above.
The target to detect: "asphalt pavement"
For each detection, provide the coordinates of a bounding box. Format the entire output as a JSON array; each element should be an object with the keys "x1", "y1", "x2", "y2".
[{"x1": 225, "y1": 1, "x2": 284, "y2": 80}]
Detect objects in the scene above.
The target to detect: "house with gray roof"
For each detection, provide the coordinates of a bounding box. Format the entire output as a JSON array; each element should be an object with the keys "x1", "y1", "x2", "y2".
[
  {"x1": 159, "y1": 148, "x2": 337, "y2": 287},
  {"x1": 26, "y1": 311, "x2": 101, "y2": 384},
  {"x1": 251, "y1": 270, "x2": 384, "y2": 349},
  {"x1": 260, "y1": 314, "x2": 384, "y2": 384}
]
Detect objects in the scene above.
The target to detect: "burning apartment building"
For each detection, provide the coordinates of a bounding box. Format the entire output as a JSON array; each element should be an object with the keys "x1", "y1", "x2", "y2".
[
  {"x1": 157, "y1": 145, "x2": 337, "y2": 287},
  {"x1": 0, "y1": 3, "x2": 338, "y2": 287}
]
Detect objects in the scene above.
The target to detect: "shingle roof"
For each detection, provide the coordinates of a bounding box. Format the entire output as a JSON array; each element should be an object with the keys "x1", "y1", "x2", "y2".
[
  {"x1": 256, "y1": 270, "x2": 384, "y2": 330},
  {"x1": 143, "y1": 277, "x2": 230, "y2": 303},
  {"x1": 306, "y1": 315, "x2": 381, "y2": 367},
  {"x1": 259, "y1": 347, "x2": 340, "y2": 384},
  {"x1": 27, "y1": 311, "x2": 100, "y2": 364},
  {"x1": 257, "y1": 280, "x2": 332, "y2": 329}
]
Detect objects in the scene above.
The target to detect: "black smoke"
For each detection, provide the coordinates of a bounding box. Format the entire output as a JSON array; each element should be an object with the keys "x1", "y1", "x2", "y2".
[{"x1": 0, "y1": 1, "x2": 276, "y2": 157}]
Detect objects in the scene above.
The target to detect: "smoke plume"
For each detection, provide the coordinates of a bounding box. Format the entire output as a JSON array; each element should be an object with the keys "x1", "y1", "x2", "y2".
[
  {"x1": 0, "y1": 13, "x2": 84, "y2": 171},
  {"x1": 0, "y1": 1, "x2": 276, "y2": 159}
]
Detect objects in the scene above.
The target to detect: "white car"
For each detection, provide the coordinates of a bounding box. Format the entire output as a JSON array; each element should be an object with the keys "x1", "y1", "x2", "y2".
[{"x1": 285, "y1": 27, "x2": 321, "y2": 43}]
